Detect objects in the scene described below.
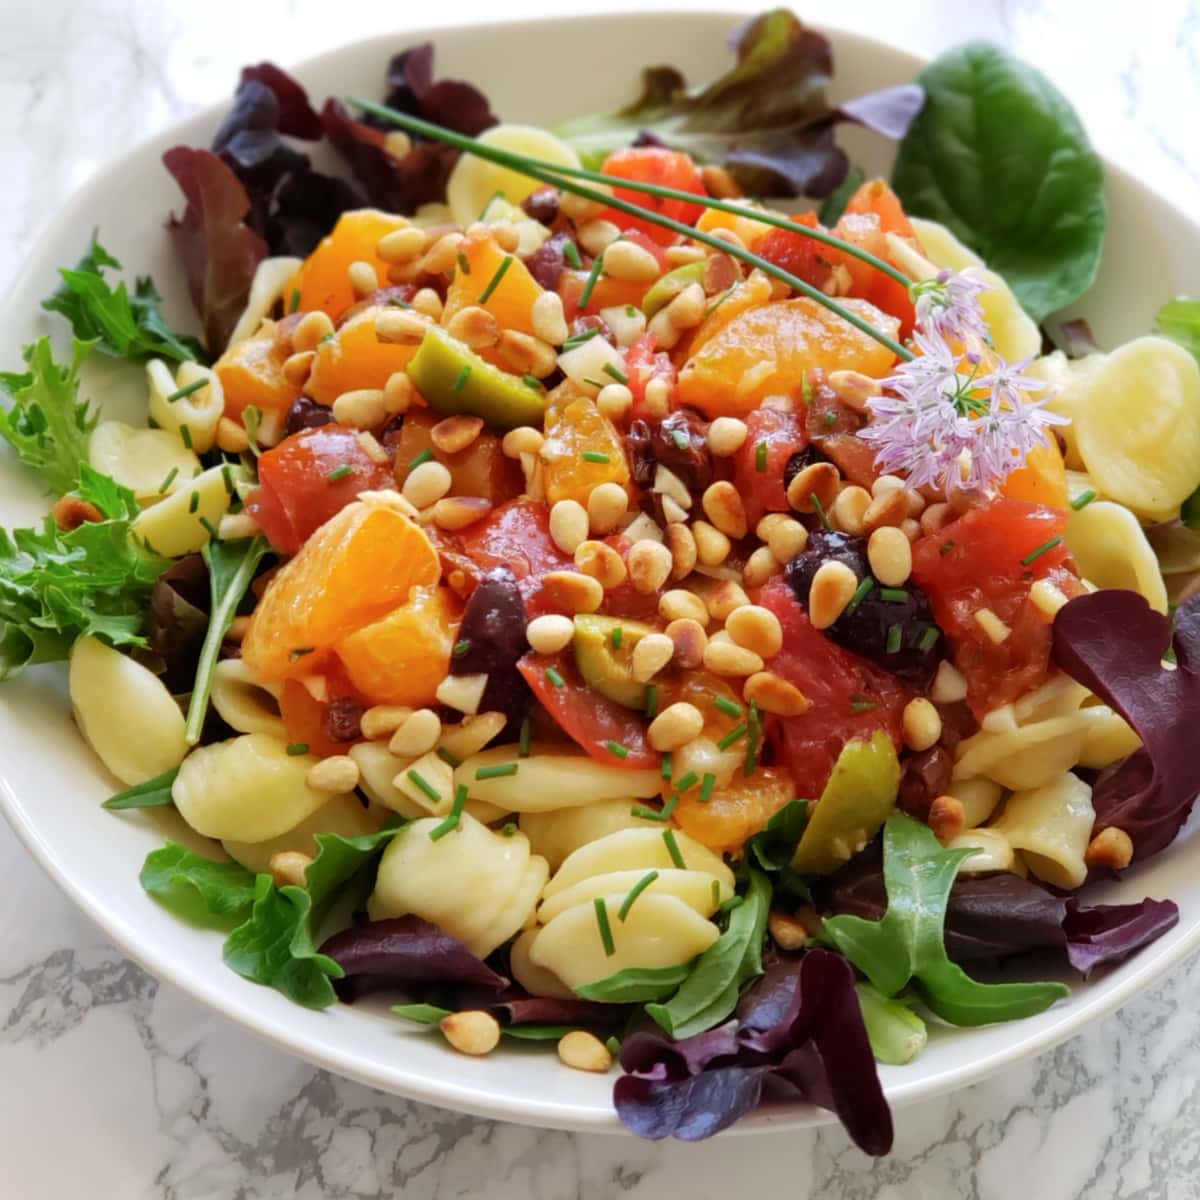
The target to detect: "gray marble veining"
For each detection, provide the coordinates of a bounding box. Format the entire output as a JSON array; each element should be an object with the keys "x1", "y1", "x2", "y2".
[{"x1": 3, "y1": 0, "x2": 1200, "y2": 1195}]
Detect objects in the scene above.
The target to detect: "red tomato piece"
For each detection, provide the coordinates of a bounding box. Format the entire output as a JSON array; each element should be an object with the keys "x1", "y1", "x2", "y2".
[
  {"x1": 247, "y1": 425, "x2": 394, "y2": 555},
  {"x1": 518, "y1": 650, "x2": 659, "y2": 768},
  {"x1": 757, "y1": 212, "x2": 842, "y2": 292},
  {"x1": 757, "y1": 578, "x2": 908, "y2": 799},
  {"x1": 625, "y1": 333, "x2": 677, "y2": 422},
  {"x1": 601, "y1": 148, "x2": 708, "y2": 246},
  {"x1": 732, "y1": 409, "x2": 809, "y2": 526},
  {"x1": 911, "y1": 498, "x2": 1083, "y2": 718}
]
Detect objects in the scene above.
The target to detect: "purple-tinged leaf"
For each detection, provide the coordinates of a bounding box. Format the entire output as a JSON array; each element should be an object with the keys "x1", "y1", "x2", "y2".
[
  {"x1": 238, "y1": 63, "x2": 324, "y2": 139},
  {"x1": 615, "y1": 1062, "x2": 770, "y2": 1141},
  {"x1": 1063, "y1": 897, "x2": 1179, "y2": 978},
  {"x1": 490, "y1": 993, "x2": 625, "y2": 1028},
  {"x1": 838, "y1": 84, "x2": 926, "y2": 140}
]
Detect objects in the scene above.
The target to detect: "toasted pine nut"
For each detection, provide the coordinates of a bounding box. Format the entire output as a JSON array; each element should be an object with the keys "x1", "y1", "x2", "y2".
[
  {"x1": 376, "y1": 308, "x2": 432, "y2": 344},
  {"x1": 831, "y1": 485, "x2": 872, "y2": 535},
  {"x1": 542, "y1": 570, "x2": 604, "y2": 614},
  {"x1": 867, "y1": 526, "x2": 913, "y2": 587},
  {"x1": 766, "y1": 517, "x2": 808, "y2": 564},
  {"x1": 577, "y1": 219, "x2": 621, "y2": 256},
  {"x1": 665, "y1": 244, "x2": 706, "y2": 267},
  {"x1": 557, "y1": 1029, "x2": 613, "y2": 1073},
  {"x1": 862, "y1": 488, "x2": 909, "y2": 532},
  {"x1": 526, "y1": 614, "x2": 575, "y2": 655},
  {"x1": 292, "y1": 310, "x2": 335, "y2": 353},
  {"x1": 389, "y1": 708, "x2": 442, "y2": 757},
  {"x1": 356, "y1": 431, "x2": 389, "y2": 466},
  {"x1": 269, "y1": 851, "x2": 313, "y2": 889},
  {"x1": 430, "y1": 415, "x2": 484, "y2": 455},
  {"x1": 666, "y1": 618, "x2": 708, "y2": 669},
  {"x1": 920, "y1": 502, "x2": 955, "y2": 535},
  {"x1": 707, "y1": 416, "x2": 748, "y2": 458},
  {"x1": 901, "y1": 517, "x2": 922, "y2": 543},
  {"x1": 432, "y1": 496, "x2": 492, "y2": 531},
  {"x1": 530, "y1": 291, "x2": 569, "y2": 346},
  {"x1": 282, "y1": 349, "x2": 316, "y2": 387},
  {"x1": 632, "y1": 633, "x2": 675, "y2": 683},
  {"x1": 422, "y1": 232, "x2": 466, "y2": 275},
  {"x1": 440, "y1": 1011, "x2": 501, "y2": 1056},
  {"x1": 725, "y1": 605, "x2": 783, "y2": 658},
  {"x1": 785, "y1": 462, "x2": 840, "y2": 514},
  {"x1": 902, "y1": 698, "x2": 942, "y2": 752},
  {"x1": 377, "y1": 225, "x2": 427, "y2": 264},
  {"x1": 497, "y1": 329, "x2": 557, "y2": 377},
  {"x1": 52, "y1": 495, "x2": 103, "y2": 530},
  {"x1": 744, "y1": 671, "x2": 810, "y2": 717},
  {"x1": 596, "y1": 382, "x2": 633, "y2": 422},
  {"x1": 828, "y1": 369, "x2": 881, "y2": 412},
  {"x1": 383, "y1": 371, "x2": 414, "y2": 415},
  {"x1": 905, "y1": 489, "x2": 926, "y2": 517},
  {"x1": 501, "y1": 426, "x2": 544, "y2": 458},
  {"x1": 974, "y1": 607, "x2": 1011, "y2": 645},
  {"x1": 705, "y1": 579, "x2": 750, "y2": 623},
  {"x1": 644, "y1": 376, "x2": 672, "y2": 418},
  {"x1": 411, "y1": 288, "x2": 444, "y2": 320},
  {"x1": 402, "y1": 460, "x2": 452, "y2": 509},
  {"x1": 692, "y1": 520, "x2": 731, "y2": 567},
  {"x1": 703, "y1": 640, "x2": 763, "y2": 677},
  {"x1": 809, "y1": 561, "x2": 858, "y2": 629},
  {"x1": 666, "y1": 282, "x2": 706, "y2": 330},
  {"x1": 218, "y1": 513, "x2": 261, "y2": 541},
  {"x1": 664, "y1": 523, "x2": 698, "y2": 580},
  {"x1": 347, "y1": 260, "x2": 379, "y2": 296},
  {"x1": 743, "y1": 546, "x2": 780, "y2": 588},
  {"x1": 559, "y1": 191, "x2": 609, "y2": 222},
  {"x1": 490, "y1": 222, "x2": 521, "y2": 253},
  {"x1": 361, "y1": 705, "x2": 413, "y2": 740},
  {"x1": 872, "y1": 474, "x2": 906, "y2": 498},
  {"x1": 445, "y1": 305, "x2": 500, "y2": 350},
  {"x1": 1085, "y1": 826, "x2": 1134, "y2": 871},
  {"x1": 586, "y1": 481, "x2": 628, "y2": 534},
  {"x1": 931, "y1": 660, "x2": 968, "y2": 704},
  {"x1": 575, "y1": 539, "x2": 628, "y2": 589},
  {"x1": 628, "y1": 539, "x2": 672, "y2": 594},
  {"x1": 549, "y1": 499, "x2": 589, "y2": 555},
  {"x1": 659, "y1": 588, "x2": 709, "y2": 626},
  {"x1": 928, "y1": 794, "x2": 967, "y2": 843},
  {"x1": 768, "y1": 910, "x2": 809, "y2": 950},
  {"x1": 700, "y1": 163, "x2": 743, "y2": 199},
  {"x1": 648, "y1": 702, "x2": 705, "y2": 751},
  {"x1": 647, "y1": 307, "x2": 681, "y2": 351},
  {"x1": 701, "y1": 481, "x2": 748, "y2": 539},
  {"x1": 306, "y1": 754, "x2": 360, "y2": 793},
  {"x1": 216, "y1": 416, "x2": 250, "y2": 453},
  {"x1": 603, "y1": 239, "x2": 661, "y2": 283},
  {"x1": 332, "y1": 388, "x2": 387, "y2": 429}
]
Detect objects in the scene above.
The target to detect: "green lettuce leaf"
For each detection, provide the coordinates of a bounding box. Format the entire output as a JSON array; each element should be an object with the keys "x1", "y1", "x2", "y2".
[
  {"x1": 104, "y1": 765, "x2": 179, "y2": 810},
  {"x1": 574, "y1": 962, "x2": 694, "y2": 1003},
  {"x1": 1155, "y1": 298, "x2": 1200, "y2": 362},
  {"x1": 139, "y1": 841, "x2": 259, "y2": 927},
  {"x1": 822, "y1": 813, "x2": 1068, "y2": 1026},
  {"x1": 855, "y1": 982, "x2": 927, "y2": 1065},
  {"x1": 43, "y1": 238, "x2": 205, "y2": 364}
]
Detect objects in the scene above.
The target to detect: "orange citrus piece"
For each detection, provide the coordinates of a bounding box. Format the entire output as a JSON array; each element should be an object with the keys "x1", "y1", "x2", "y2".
[
  {"x1": 674, "y1": 766, "x2": 796, "y2": 856},
  {"x1": 542, "y1": 393, "x2": 630, "y2": 505},
  {"x1": 443, "y1": 230, "x2": 545, "y2": 339},
  {"x1": 215, "y1": 323, "x2": 302, "y2": 421},
  {"x1": 1002, "y1": 439, "x2": 1069, "y2": 510},
  {"x1": 307, "y1": 304, "x2": 417, "y2": 407}
]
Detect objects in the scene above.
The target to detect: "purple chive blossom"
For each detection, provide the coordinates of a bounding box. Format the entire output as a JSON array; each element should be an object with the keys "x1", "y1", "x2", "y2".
[{"x1": 911, "y1": 269, "x2": 991, "y2": 342}]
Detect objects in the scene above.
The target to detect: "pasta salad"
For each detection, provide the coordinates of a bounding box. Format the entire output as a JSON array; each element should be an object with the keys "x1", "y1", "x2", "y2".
[{"x1": 8, "y1": 10, "x2": 1200, "y2": 1154}]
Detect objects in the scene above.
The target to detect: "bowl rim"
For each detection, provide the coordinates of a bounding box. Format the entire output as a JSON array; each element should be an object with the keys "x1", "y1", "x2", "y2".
[{"x1": 3, "y1": 6, "x2": 1199, "y2": 1136}]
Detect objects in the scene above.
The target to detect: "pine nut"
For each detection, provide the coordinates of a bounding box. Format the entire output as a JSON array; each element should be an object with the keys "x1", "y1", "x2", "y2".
[
  {"x1": 269, "y1": 851, "x2": 313, "y2": 889},
  {"x1": 648, "y1": 701, "x2": 705, "y2": 751},
  {"x1": 628, "y1": 539, "x2": 672, "y2": 593},
  {"x1": 709, "y1": 226, "x2": 747, "y2": 251},
  {"x1": 659, "y1": 588, "x2": 709, "y2": 626},
  {"x1": 974, "y1": 607, "x2": 1011, "y2": 644},
  {"x1": 596, "y1": 383, "x2": 633, "y2": 422},
  {"x1": 808, "y1": 561, "x2": 858, "y2": 629},
  {"x1": 557, "y1": 1030, "x2": 613, "y2": 1073},
  {"x1": 644, "y1": 376, "x2": 672, "y2": 418},
  {"x1": 743, "y1": 546, "x2": 780, "y2": 588},
  {"x1": 383, "y1": 371, "x2": 414, "y2": 415},
  {"x1": 384, "y1": 130, "x2": 412, "y2": 158},
  {"x1": 665, "y1": 244, "x2": 706, "y2": 267},
  {"x1": 377, "y1": 225, "x2": 427, "y2": 264},
  {"x1": 666, "y1": 619, "x2": 708, "y2": 668},
  {"x1": 862, "y1": 488, "x2": 909, "y2": 532},
  {"x1": 872, "y1": 474, "x2": 906, "y2": 498},
  {"x1": 347, "y1": 259, "x2": 379, "y2": 296},
  {"x1": 440, "y1": 1011, "x2": 501, "y2": 1056},
  {"x1": 725, "y1": 605, "x2": 783, "y2": 658},
  {"x1": 703, "y1": 251, "x2": 740, "y2": 294},
  {"x1": 292, "y1": 309, "x2": 335, "y2": 352},
  {"x1": 282, "y1": 349, "x2": 315, "y2": 387},
  {"x1": 632, "y1": 633, "x2": 675, "y2": 683},
  {"x1": 376, "y1": 308, "x2": 432, "y2": 344},
  {"x1": 701, "y1": 481, "x2": 748, "y2": 539},
  {"x1": 549, "y1": 499, "x2": 589, "y2": 554},
  {"x1": 542, "y1": 570, "x2": 604, "y2": 614},
  {"x1": 902, "y1": 698, "x2": 942, "y2": 752},
  {"x1": 905, "y1": 490, "x2": 927, "y2": 517},
  {"x1": 526, "y1": 614, "x2": 575, "y2": 655},
  {"x1": 766, "y1": 517, "x2": 808, "y2": 564},
  {"x1": 559, "y1": 191, "x2": 608, "y2": 222},
  {"x1": 666, "y1": 282, "x2": 706, "y2": 330},
  {"x1": 531, "y1": 291, "x2": 569, "y2": 346},
  {"x1": 901, "y1": 518, "x2": 922, "y2": 542},
  {"x1": 501, "y1": 426, "x2": 544, "y2": 458},
  {"x1": 1030, "y1": 578, "x2": 1070, "y2": 618},
  {"x1": 700, "y1": 163, "x2": 742, "y2": 198},
  {"x1": 389, "y1": 708, "x2": 442, "y2": 757},
  {"x1": 692, "y1": 520, "x2": 731, "y2": 567},
  {"x1": 928, "y1": 794, "x2": 967, "y2": 843},
  {"x1": 332, "y1": 388, "x2": 387, "y2": 429},
  {"x1": 768, "y1": 910, "x2": 809, "y2": 950},
  {"x1": 1084, "y1": 826, "x2": 1134, "y2": 871},
  {"x1": 520, "y1": 452, "x2": 544, "y2": 501},
  {"x1": 402, "y1": 460, "x2": 452, "y2": 509},
  {"x1": 445, "y1": 304, "x2": 500, "y2": 350},
  {"x1": 497, "y1": 329, "x2": 558, "y2": 377},
  {"x1": 575, "y1": 539, "x2": 628, "y2": 589},
  {"x1": 421, "y1": 232, "x2": 465, "y2": 275},
  {"x1": 490, "y1": 222, "x2": 521, "y2": 253},
  {"x1": 707, "y1": 416, "x2": 748, "y2": 457},
  {"x1": 664, "y1": 523, "x2": 698, "y2": 580},
  {"x1": 920, "y1": 502, "x2": 955, "y2": 535},
  {"x1": 305, "y1": 754, "x2": 361, "y2": 793},
  {"x1": 786, "y1": 462, "x2": 840, "y2": 514},
  {"x1": 603, "y1": 239, "x2": 661, "y2": 283},
  {"x1": 827, "y1": 369, "x2": 882, "y2": 412},
  {"x1": 867, "y1": 526, "x2": 913, "y2": 587},
  {"x1": 435, "y1": 672, "x2": 488, "y2": 715},
  {"x1": 831, "y1": 485, "x2": 872, "y2": 535},
  {"x1": 703, "y1": 639, "x2": 763, "y2": 677},
  {"x1": 355, "y1": 431, "x2": 387, "y2": 466},
  {"x1": 931, "y1": 660, "x2": 968, "y2": 704},
  {"x1": 647, "y1": 307, "x2": 681, "y2": 351},
  {"x1": 432, "y1": 496, "x2": 492, "y2": 531},
  {"x1": 586, "y1": 481, "x2": 628, "y2": 534},
  {"x1": 361, "y1": 705, "x2": 413, "y2": 740},
  {"x1": 430, "y1": 415, "x2": 484, "y2": 456},
  {"x1": 412, "y1": 288, "x2": 444, "y2": 320},
  {"x1": 744, "y1": 671, "x2": 810, "y2": 717},
  {"x1": 705, "y1": 579, "x2": 750, "y2": 622},
  {"x1": 577, "y1": 219, "x2": 621, "y2": 256}
]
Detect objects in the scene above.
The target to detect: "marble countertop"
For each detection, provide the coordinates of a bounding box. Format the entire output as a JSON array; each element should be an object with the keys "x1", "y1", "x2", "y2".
[{"x1": 4, "y1": 0, "x2": 1200, "y2": 1195}]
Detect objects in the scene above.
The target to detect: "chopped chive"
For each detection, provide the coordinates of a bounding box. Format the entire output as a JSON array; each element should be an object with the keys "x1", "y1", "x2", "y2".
[
  {"x1": 386, "y1": 298, "x2": 410, "y2": 309},
  {"x1": 939, "y1": 539, "x2": 956, "y2": 556},
  {"x1": 704, "y1": 289, "x2": 731, "y2": 317},
  {"x1": 671, "y1": 428, "x2": 691, "y2": 451},
  {"x1": 823, "y1": 410, "x2": 837, "y2": 429},
  {"x1": 844, "y1": 576, "x2": 875, "y2": 616},
  {"x1": 457, "y1": 250, "x2": 471, "y2": 275},
  {"x1": 578, "y1": 253, "x2": 605, "y2": 311},
  {"x1": 453, "y1": 364, "x2": 472, "y2": 393},
  {"x1": 564, "y1": 240, "x2": 583, "y2": 269},
  {"x1": 625, "y1": 304, "x2": 638, "y2": 318},
  {"x1": 188, "y1": 491, "x2": 199, "y2": 514},
  {"x1": 562, "y1": 327, "x2": 599, "y2": 350},
  {"x1": 801, "y1": 370, "x2": 813, "y2": 405},
  {"x1": 717, "y1": 723, "x2": 748, "y2": 751},
  {"x1": 885, "y1": 624, "x2": 903, "y2": 654},
  {"x1": 522, "y1": 374, "x2": 543, "y2": 390},
  {"x1": 810, "y1": 492, "x2": 831, "y2": 530},
  {"x1": 583, "y1": 377, "x2": 609, "y2": 389},
  {"x1": 714, "y1": 695, "x2": 743, "y2": 718},
  {"x1": 662, "y1": 829, "x2": 686, "y2": 869},
  {"x1": 1021, "y1": 535, "x2": 1064, "y2": 566},
  {"x1": 743, "y1": 701, "x2": 761, "y2": 777},
  {"x1": 407, "y1": 769, "x2": 442, "y2": 804},
  {"x1": 546, "y1": 666, "x2": 565, "y2": 688},
  {"x1": 644, "y1": 683, "x2": 659, "y2": 719},
  {"x1": 582, "y1": 450, "x2": 610, "y2": 463},
  {"x1": 430, "y1": 784, "x2": 469, "y2": 841},
  {"x1": 660, "y1": 751, "x2": 673, "y2": 781},
  {"x1": 850, "y1": 692, "x2": 876, "y2": 714},
  {"x1": 673, "y1": 771, "x2": 699, "y2": 793},
  {"x1": 618, "y1": 870, "x2": 659, "y2": 921},
  {"x1": 755, "y1": 441, "x2": 768, "y2": 472},
  {"x1": 409, "y1": 448, "x2": 434, "y2": 469},
  {"x1": 198, "y1": 516, "x2": 220, "y2": 541},
  {"x1": 288, "y1": 287, "x2": 301, "y2": 313},
  {"x1": 179, "y1": 424, "x2": 193, "y2": 449},
  {"x1": 518, "y1": 715, "x2": 532, "y2": 757},
  {"x1": 917, "y1": 626, "x2": 939, "y2": 652},
  {"x1": 1070, "y1": 489, "x2": 1097, "y2": 510},
  {"x1": 611, "y1": 626, "x2": 623, "y2": 649},
  {"x1": 436, "y1": 746, "x2": 461, "y2": 768},
  {"x1": 594, "y1": 897, "x2": 616, "y2": 955},
  {"x1": 659, "y1": 793, "x2": 679, "y2": 821},
  {"x1": 699, "y1": 773, "x2": 716, "y2": 804},
  {"x1": 286, "y1": 743, "x2": 309, "y2": 756},
  {"x1": 720, "y1": 895, "x2": 745, "y2": 915},
  {"x1": 711, "y1": 879, "x2": 721, "y2": 908},
  {"x1": 501, "y1": 822, "x2": 518, "y2": 837},
  {"x1": 478, "y1": 254, "x2": 514, "y2": 304},
  {"x1": 327, "y1": 464, "x2": 354, "y2": 482},
  {"x1": 606, "y1": 1035, "x2": 622, "y2": 1056},
  {"x1": 603, "y1": 362, "x2": 629, "y2": 384},
  {"x1": 288, "y1": 646, "x2": 314, "y2": 662},
  {"x1": 879, "y1": 587, "x2": 909, "y2": 603},
  {"x1": 453, "y1": 639, "x2": 471, "y2": 656},
  {"x1": 159, "y1": 467, "x2": 179, "y2": 493},
  {"x1": 605, "y1": 740, "x2": 629, "y2": 760},
  {"x1": 221, "y1": 463, "x2": 236, "y2": 495},
  {"x1": 167, "y1": 378, "x2": 206, "y2": 403},
  {"x1": 476, "y1": 762, "x2": 519, "y2": 780},
  {"x1": 319, "y1": 330, "x2": 336, "y2": 342}
]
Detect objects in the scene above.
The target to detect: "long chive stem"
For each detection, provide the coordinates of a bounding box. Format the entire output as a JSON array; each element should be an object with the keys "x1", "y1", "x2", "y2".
[{"x1": 346, "y1": 98, "x2": 913, "y2": 361}]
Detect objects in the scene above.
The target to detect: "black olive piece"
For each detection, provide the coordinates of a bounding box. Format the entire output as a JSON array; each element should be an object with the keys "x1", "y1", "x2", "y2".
[
  {"x1": 650, "y1": 408, "x2": 713, "y2": 493},
  {"x1": 286, "y1": 396, "x2": 335, "y2": 436},
  {"x1": 522, "y1": 187, "x2": 560, "y2": 226}
]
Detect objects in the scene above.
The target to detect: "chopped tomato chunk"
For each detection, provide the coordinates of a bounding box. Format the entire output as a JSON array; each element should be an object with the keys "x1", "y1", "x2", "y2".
[
  {"x1": 731, "y1": 409, "x2": 808, "y2": 526},
  {"x1": 600, "y1": 148, "x2": 707, "y2": 245}
]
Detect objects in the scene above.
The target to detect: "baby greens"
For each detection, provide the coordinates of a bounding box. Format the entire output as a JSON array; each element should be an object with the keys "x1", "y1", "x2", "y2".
[
  {"x1": 1155, "y1": 297, "x2": 1200, "y2": 362},
  {"x1": 892, "y1": 42, "x2": 1105, "y2": 322},
  {"x1": 855, "y1": 983, "x2": 927, "y2": 1066},
  {"x1": 575, "y1": 963, "x2": 694, "y2": 1003},
  {"x1": 103, "y1": 765, "x2": 179, "y2": 810}
]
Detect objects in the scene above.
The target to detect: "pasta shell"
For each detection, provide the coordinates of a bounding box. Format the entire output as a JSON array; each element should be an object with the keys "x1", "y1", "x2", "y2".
[{"x1": 1067, "y1": 499, "x2": 1168, "y2": 612}]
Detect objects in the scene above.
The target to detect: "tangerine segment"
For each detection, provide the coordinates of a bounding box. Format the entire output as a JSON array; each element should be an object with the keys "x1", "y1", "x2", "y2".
[
  {"x1": 1001, "y1": 439, "x2": 1069, "y2": 510},
  {"x1": 696, "y1": 204, "x2": 780, "y2": 251},
  {"x1": 242, "y1": 499, "x2": 440, "y2": 682},
  {"x1": 542, "y1": 395, "x2": 630, "y2": 505},
  {"x1": 291, "y1": 209, "x2": 410, "y2": 321},
  {"x1": 335, "y1": 585, "x2": 461, "y2": 708},
  {"x1": 442, "y1": 231, "x2": 545, "y2": 339},
  {"x1": 674, "y1": 767, "x2": 796, "y2": 856},
  {"x1": 215, "y1": 324, "x2": 302, "y2": 420},
  {"x1": 392, "y1": 408, "x2": 523, "y2": 505},
  {"x1": 679, "y1": 271, "x2": 772, "y2": 361},
  {"x1": 307, "y1": 305, "x2": 418, "y2": 407},
  {"x1": 677, "y1": 297, "x2": 900, "y2": 418}
]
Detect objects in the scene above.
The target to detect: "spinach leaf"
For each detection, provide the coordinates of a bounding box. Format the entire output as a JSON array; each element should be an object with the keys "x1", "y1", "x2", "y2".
[
  {"x1": 746, "y1": 799, "x2": 808, "y2": 872},
  {"x1": 891, "y1": 42, "x2": 1105, "y2": 322},
  {"x1": 43, "y1": 237, "x2": 206, "y2": 364},
  {"x1": 575, "y1": 962, "x2": 694, "y2": 1003},
  {"x1": 392, "y1": 1003, "x2": 453, "y2": 1025},
  {"x1": 139, "y1": 841, "x2": 258, "y2": 926},
  {"x1": 819, "y1": 164, "x2": 865, "y2": 226},
  {"x1": 822, "y1": 813, "x2": 1068, "y2": 1025},
  {"x1": 645, "y1": 869, "x2": 770, "y2": 1039},
  {"x1": 104, "y1": 765, "x2": 179, "y2": 810},
  {"x1": 0, "y1": 337, "x2": 98, "y2": 495},
  {"x1": 391, "y1": 1006, "x2": 587, "y2": 1042},
  {"x1": 184, "y1": 534, "x2": 270, "y2": 744},
  {"x1": 1155, "y1": 298, "x2": 1200, "y2": 362},
  {"x1": 855, "y1": 983, "x2": 927, "y2": 1065}
]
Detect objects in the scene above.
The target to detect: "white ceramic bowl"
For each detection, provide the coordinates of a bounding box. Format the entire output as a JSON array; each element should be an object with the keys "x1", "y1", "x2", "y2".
[{"x1": 2, "y1": 9, "x2": 1198, "y2": 1135}]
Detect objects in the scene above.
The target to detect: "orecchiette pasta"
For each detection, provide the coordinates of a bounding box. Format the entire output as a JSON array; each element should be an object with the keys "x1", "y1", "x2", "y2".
[
  {"x1": 146, "y1": 359, "x2": 224, "y2": 453},
  {"x1": 508, "y1": 928, "x2": 575, "y2": 1000},
  {"x1": 953, "y1": 713, "x2": 1091, "y2": 792},
  {"x1": 989, "y1": 772, "x2": 1095, "y2": 889},
  {"x1": 1030, "y1": 351, "x2": 1106, "y2": 471},
  {"x1": 69, "y1": 636, "x2": 187, "y2": 785},
  {"x1": 951, "y1": 777, "x2": 1005, "y2": 829},
  {"x1": 947, "y1": 828, "x2": 1017, "y2": 874},
  {"x1": 226, "y1": 256, "x2": 304, "y2": 349},
  {"x1": 172, "y1": 733, "x2": 334, "y2": 843},
  {"x1": 369, "y1": 814, "x2": 549, "y2": 958},
  {"x1": 537, "y1": 867, "x2": 732, "y2": 925},
  {"x1": 222, "y1": 793, "x2": 381, "y2": 873},
  {"x1": 1067, "y1": 499, "x2": 1169, "y2": 613},
  {"x1": 88, "y1": 419, "x2": 201, "y2": 505},
  {"x1": 132, "y1": 462, "x2": 246, "y2": 557},
  {"x1": 210, "y1": 657, "x2": 284, "y2": 738},
  {"x1": 519, "y1": 800, "x2": 660, "y2": 872},
  {"x1": 1076, "y1": 704, "x2": 1141, "y2": 769}
]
